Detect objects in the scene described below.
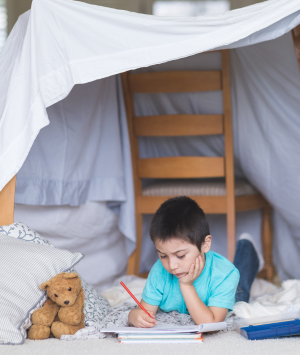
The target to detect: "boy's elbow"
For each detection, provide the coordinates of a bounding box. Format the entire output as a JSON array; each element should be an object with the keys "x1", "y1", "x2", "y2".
[
  {"x1": 193, "y1": 309, "x2": 227, "y2": 325},
  {"x1": 210, "y1": 308, "x2": 228, "y2": 323},
  {"x1": 193, "y1": 314, "x2": 215, "y2": 325}
]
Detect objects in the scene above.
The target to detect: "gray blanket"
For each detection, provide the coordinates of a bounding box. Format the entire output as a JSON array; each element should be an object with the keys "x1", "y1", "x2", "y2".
[{"x1": 61, "y1": 302, "x2": 235, "y2": 341}]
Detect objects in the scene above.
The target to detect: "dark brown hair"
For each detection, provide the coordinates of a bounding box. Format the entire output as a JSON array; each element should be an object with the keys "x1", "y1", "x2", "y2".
[{"x1": 150, "y1": 196, "x2": 210, "y2": 252}]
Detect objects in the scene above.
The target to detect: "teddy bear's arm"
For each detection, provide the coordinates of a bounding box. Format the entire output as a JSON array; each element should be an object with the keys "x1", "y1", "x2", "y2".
[
  {"x1": 31, "y1": 299, "x2": 60, "y2": 326},
  {"x1": 58, "y1": 289, "x2": 85, "y2": 326}
]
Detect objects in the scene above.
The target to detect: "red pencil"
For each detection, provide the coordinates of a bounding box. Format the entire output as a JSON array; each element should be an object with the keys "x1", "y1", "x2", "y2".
[{"x1": 120, "y1": 281, "x2": 155, "y2": 319}]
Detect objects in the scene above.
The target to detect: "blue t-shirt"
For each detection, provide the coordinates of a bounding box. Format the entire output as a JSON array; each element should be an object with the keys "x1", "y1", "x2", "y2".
[{"x1": 142, "y1": 250, "x2": 240, "y2": 313}]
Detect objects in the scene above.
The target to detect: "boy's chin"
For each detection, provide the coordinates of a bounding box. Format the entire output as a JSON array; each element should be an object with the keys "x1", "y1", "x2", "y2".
[{"x1": 174, "y1": 272, "x2": 188, "y2": 278}]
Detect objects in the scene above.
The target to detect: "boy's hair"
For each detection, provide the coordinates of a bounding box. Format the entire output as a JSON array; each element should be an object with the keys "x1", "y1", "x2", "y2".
[{"x1": 150, "y1": 196, "x2": 210, "y2": 252}]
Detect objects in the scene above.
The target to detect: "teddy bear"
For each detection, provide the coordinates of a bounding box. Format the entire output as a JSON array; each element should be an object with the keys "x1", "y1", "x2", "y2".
[{"x1": 28, "y1": 272, "x2": 85, "y2": 340}]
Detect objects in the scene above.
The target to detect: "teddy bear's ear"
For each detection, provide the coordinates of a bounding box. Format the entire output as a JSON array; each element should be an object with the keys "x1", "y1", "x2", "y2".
[
  {"x1": 40, "y1": 281, "x2": 51, "y2": 290},
  {"x1": 62, "y1": 272, "x2": 79, "y2": 279}
]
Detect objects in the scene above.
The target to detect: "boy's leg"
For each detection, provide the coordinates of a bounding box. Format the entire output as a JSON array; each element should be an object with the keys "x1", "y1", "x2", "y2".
[{"x1": 234, "y1": 233, "x2": 264, "y2": 303}]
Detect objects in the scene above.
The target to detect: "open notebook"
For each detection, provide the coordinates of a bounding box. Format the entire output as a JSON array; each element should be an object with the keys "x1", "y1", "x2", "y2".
[{"x1": 101, "y1": 321, "x2": 227, "y2": 334}]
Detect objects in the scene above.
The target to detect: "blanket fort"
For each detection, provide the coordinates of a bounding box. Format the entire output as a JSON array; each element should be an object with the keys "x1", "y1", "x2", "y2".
[{"x1": 0, "y1": 0, "x2": 300, "y2": 282}]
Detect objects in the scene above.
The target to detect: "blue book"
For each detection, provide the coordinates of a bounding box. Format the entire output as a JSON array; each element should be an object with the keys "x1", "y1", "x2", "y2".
[
  {"x1": 240, "y1": 318, "x2": 300, "y2": 340},
  {"x1": 234, "y1": 312, "x2": 300, "y2": 341}
]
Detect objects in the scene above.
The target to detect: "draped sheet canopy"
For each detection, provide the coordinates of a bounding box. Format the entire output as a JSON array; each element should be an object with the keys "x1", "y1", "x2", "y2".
[{"x1": 1, "y1": 0, "x2": 300, "y2": 283}]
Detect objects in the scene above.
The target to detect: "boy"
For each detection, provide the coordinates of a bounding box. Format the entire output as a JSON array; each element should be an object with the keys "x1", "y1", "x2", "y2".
[{"x1": 129, "y1": 196, "x2": 260, "y2": 327}]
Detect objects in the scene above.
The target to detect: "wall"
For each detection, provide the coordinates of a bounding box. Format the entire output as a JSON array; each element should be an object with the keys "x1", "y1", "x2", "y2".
[
  {"x1": 230, "y1": 0, "x2": 264, "y2": 10},
  {"x1": 7, "y1": 0, "x2": 32, "y2": 34}
]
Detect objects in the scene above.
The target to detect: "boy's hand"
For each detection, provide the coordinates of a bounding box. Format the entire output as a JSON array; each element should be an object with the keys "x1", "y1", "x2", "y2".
[
  {"x1": 179, "y1": 255, "x2": 205, "y2": 286},
  {"x1": 128, "y1": 308, "x2": 157, "y2": 328}
]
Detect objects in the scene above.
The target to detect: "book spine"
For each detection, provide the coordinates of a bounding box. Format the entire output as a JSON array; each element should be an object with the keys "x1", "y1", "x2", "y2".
[
  {"x1": 120, "y1": 338, "x2": 203, "y2": 344},
  {"x1": 119, "y1": 333, "x2": 202, "y2": 340}
]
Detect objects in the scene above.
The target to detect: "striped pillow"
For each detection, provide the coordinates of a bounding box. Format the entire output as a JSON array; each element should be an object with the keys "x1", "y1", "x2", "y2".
[{"x1": 0, "y1": 233, "x2": 83, "y2": 345}]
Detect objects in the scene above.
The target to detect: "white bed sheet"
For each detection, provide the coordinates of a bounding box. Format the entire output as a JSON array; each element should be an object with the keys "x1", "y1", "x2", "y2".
[{"x1": 2, "y1": 0, "x2": 300, "y2": 287}]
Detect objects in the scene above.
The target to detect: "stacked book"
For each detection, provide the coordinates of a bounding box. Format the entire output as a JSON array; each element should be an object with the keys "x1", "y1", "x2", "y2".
[
  {"x1": 101, "y1": 322, "x2": 227, "y2": 344},
  {"x1": 118, "y1": 331, "x2": 203, "y2": 344}
]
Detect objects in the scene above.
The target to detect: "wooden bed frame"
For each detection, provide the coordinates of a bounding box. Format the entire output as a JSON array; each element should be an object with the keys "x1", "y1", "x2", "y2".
[
  {"x1": 0, "y1": 175, "x2": 16, "y2": 226},
  {"x1": 292, "y1": 25, "x2": 300, "y2": 71},
  {"x1": 121, "y1": 50, "x2": 274, "y2": 281}
]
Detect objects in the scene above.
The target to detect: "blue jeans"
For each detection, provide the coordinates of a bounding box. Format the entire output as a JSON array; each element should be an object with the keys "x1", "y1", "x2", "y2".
[{"x1": 234, "y1": 239, "x2": 259, "y2": 303}]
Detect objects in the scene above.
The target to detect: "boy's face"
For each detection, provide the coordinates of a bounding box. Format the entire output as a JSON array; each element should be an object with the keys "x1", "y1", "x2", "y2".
[{"x1": 154, "y1": 236, "x2": 211, "y2": 279}]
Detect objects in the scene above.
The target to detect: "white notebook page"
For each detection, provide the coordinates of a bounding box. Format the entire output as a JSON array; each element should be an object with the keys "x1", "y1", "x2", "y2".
[{"x1": 101, "y1": 322, "x2": 227, "y2": 334}]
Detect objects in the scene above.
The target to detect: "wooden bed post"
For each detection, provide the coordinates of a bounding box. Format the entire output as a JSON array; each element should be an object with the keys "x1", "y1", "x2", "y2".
[
  {"x1": 258, "y1": 206, "x2": 274, "y2": 281},
  {"x1": 121, "y1": 72, "x2": 144, "y2": 275},
  {"x1": 0, "y1": 175, "x2": 16, "y2": 226},
  {"x1": 292, "y1": 25, "x2": 300, "y2": 72},
  {"x1": 222, "y1": 50, "x2": 236, "y2": 262}
]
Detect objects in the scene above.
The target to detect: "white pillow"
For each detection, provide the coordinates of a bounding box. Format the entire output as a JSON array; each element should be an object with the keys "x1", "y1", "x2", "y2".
[
  {"x1": 0, "y1": 223, "x2": 110, "y2": 327},
  {"x1": 0, "y1": 233, "x2": 83, "y2": 345},
  {"x1": 0, "y1": 222, "x2": 54, "y2": 246}
]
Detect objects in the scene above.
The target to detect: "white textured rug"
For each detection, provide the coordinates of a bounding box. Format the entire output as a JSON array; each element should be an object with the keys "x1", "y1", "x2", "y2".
[
  {"x1": 60, "y1": 276, "x2": 300, "y2": 341},
  {"x1": 3, "y1": 330, "x2": 300, "y2": 355},
  {"x1": 2, "y1": 276, "x2": 300, "y2": 354}
]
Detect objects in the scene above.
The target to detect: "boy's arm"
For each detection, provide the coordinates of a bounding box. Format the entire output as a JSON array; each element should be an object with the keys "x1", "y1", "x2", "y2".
[
  {"x1": 180, "y1": 284, "x2": 228, "y2": 324},
  {"x1": 128, "y1": 300, "x2": 158, "y2": 328},
  {"x1": 179, "y1": 256, "x2": 228, "y2": 324}
]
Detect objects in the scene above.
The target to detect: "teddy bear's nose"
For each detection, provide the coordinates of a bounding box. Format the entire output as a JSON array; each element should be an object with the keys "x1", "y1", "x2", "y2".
[{"x1": 64, "y1": 300, "x2": 69, "y2": 305}]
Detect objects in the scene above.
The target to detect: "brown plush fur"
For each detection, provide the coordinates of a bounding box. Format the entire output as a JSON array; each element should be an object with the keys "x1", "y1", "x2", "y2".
[{"x1": 28, "y1": 273, "x2": 85, "y2": 340}]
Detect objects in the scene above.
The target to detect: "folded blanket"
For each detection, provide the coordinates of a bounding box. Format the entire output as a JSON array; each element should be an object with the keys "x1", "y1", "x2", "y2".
[
  {"x1": 61, "y1": 301, "x2": 196, "y2": 340},
  {"x1": 100, "y1": 275, "x2": 146, "y2": 307},
  {"x1": 61, "y1": 276, "x2": 195, "y2": 340},
  {"x1": 61, "y1": 277, "x2": 300, "y2": 341},
  {"x1": 233, "y1": 279, "x2": 300, "y2": 318}
]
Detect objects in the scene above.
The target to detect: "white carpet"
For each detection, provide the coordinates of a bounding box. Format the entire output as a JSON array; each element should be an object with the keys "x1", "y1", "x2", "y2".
[
  {"x1": 2, "y1": 331, "x2": 300, "y2": 355},
  {"x1": 2, "y1": 277, "x2": 300, "y2": 353}
]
